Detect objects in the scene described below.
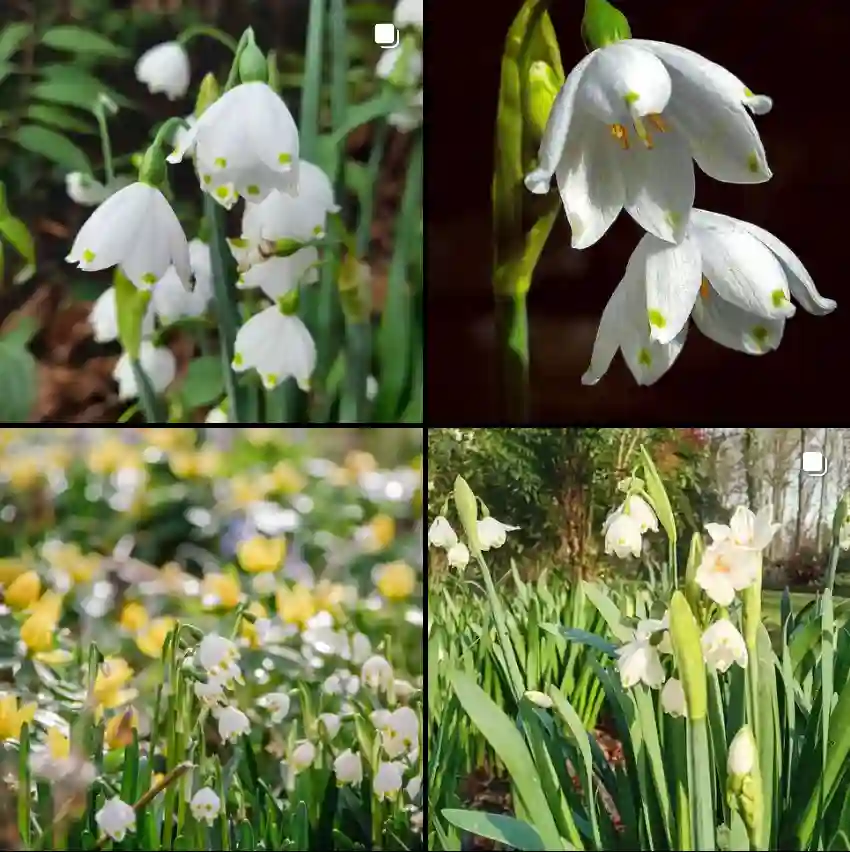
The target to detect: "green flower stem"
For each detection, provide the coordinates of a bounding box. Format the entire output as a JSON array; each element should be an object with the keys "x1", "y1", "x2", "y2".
[
  {"x1": 204, "y1": 196, "x2": 249, "y2": 423},
  {"x1": 178, "y1": 24, "x2": 239, "y2": 53},
  {"x1": 130, "y1": 359, "x2": 165, "y2": 422},
  {"x1": 92, "y1": 101, "x2": 115, "y2": 185},
  {"x1": 300, "y1": 0, "x2": 326, "y2": 159}
]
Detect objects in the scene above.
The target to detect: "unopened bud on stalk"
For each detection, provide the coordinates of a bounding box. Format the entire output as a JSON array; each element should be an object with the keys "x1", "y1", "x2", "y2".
[
  {"x1": 277, "y1": 289, "x2": 300, "y2": 317},
  {"x1": 453, "y1": 476, "x2": 481, "y2": 556},
  {"x1": 272, "y1": 238, "x2": 307, "y2": 258},
  {"x1": 523, "y1": 690, "x2": 553, "y2": 708},
  {"x1": 195, "y1": 73, "x2": 220, "y2": 117},
  {"x1": 684, "y1": 532, "x2": 704, "y2": 613},
  {"x1": 238, "y1": 28, "x2": 268, "y2": 84},
  {"x1": 742, "y1": 566, "x2": 763, "y2": 650},
  {"x1": 582, "y1": 0, "x2": 631, "y2": 50},
  {"x1": 726, "y1": 726, "x2": 764, "y2": 849},
  {"x1": 668, "y1": 592, "x2": 707, "y2": 720},
  {"x1": 526, "y1": 60, "x2": 560, "y2": 145}
]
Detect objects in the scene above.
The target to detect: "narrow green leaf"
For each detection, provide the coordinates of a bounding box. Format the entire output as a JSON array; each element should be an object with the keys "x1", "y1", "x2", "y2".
[
  {"x1": 41, "y1": 26, "x2": 129, "y2": 58},
  {"x1": 0, "y1": 23, "x2": 32, "y2": 61},
  {"x1": 178, "y1": 354, "x2": 225, "y2": 409},
  {"x1": 26, "y1": 103, "x2": 98, "y2": 135},
  {"x1": 330, "y1": 88, "x2": 411, "y2": 145},
  {"x1": 442, "y1": 809, "x2": 551, "y2": 851},
  {"x1": 12, "y1": 124, "x2": 91, "y2": 173}
]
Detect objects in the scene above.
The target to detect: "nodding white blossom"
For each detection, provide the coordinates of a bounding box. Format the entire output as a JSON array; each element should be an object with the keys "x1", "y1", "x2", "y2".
[
  {"x1": 135, "y1": 41, "x2": 191, "y2": 100},
  {"x1": 90, "y1": 286, "x2": 155, "y2": 344},
  {"x1": 66, "y1": 182, "x2": 191, "y2": 291},
  {"x1": 352, "y1": 633, "x2": 372, "y2": 665},
  {"x1": 381, "y1": 706, "x2": 419, "y2": 758},
  {"x1": 214, "y1": 705, "x2": 250, "y2": 742},
  {"x1": 151, "y1": 239, "x2": 214, "y2": 326},
  {"x1": 406, "y1": 774, "x2": 422, "y2": 801},
  {"x1": 660, "y1": 677, "x2": 687, "y2": 717},
  {"x1": 446, "y1": 542, "x2": 470, "y2": 569},
  {"x1": 290, "y1": 740, "x2": 317, "y2": 772},
  {"x1": 427, "y1": 517, "x2": 458, "y2": 549},
  {"x1": 113, "y1": 342, "x2": 177, "y2": 401},
  {"x1": 604, "y1": 512, "x2": 643, "y2": 558},
  {"x1": 231, "y1": 305, "x2": 317, "y2": 392},
  {"x1": 236, "y1": 249, "x2": 319, "y2": 298},
  {"x1": 362, "y1": 655, "x2": 394, "y2": 692},
  {"x1": 477, "y1": 517, "x2": 520, "y2": 551},
  {"x1": 194, "y1": 675, "x2": 228, "y2": 707},
  {"x1": 525, "y1": 40, "x2": 773, "y2": 249},
  {"x1": 190, "y1": 787, "x2": 221, "y2": 825},
  {"x1": 258, "y1": 691, "x2": 290, "y2": 723},
  {"x1": 696, "y1": 541, "x2": 760, "y2": 607},
  {"x1": 705, "y1": 505, "x2": 779, "y2": 552},
  {"x1": 701, "y1": 619, "x2": 748, "y2": 673},
  {"x1": 66, "y1": 172, "x2": 110, "y2": 207},
  {"x1": 95, "y1": 796, "x2": 136, "y2": 842},
  {"x1": 582, "y1": 210, "x2": 835, "y2": 386},
  {"x1": 605, "y1": 495, "x2": 658, "y2": 535},
  {"x1": 334, "y1": 749, "x2": 363, "y2": 785},
  {"x1": 616, "y1": 626, "x2": 666, "y2": 689},
  {"x1": 197, "y1": 634, "x2": 241, "y2": 685},
  {"x1": 317, "y1": 712, "x2": 342, "y2": 740},
  {"x1": 374, "y1": 761, "x2": 405, "y2": 801},
  {"x1": 394, "y1": 0, "x2": 423, "y2": 30},
  {"x1": 376, "y1": 43, "x2": 422, "y2": 89},
  {"x1": 168, "y1": 82, "x2": 300, "y2": 208}
]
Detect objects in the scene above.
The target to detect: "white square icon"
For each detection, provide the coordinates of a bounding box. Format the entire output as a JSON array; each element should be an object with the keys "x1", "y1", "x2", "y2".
[
  {"x1": 374, "y1": 23, "x2": 399, "y2": 48},
  {"x1": 802, "y1": 450, "x2": 827, "y2": 476}
]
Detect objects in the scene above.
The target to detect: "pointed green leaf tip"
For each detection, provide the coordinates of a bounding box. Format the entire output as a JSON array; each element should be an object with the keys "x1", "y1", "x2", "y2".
[
  {"x1": 238, "y1": 28, "x2": 268, "y2": 84},
  {"x1": 582, "y1": 0, "x2": 631, "y2": 50}
]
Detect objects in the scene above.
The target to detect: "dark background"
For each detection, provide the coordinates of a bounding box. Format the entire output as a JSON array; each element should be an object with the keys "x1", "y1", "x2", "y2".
[{"x1": 426, "y1": 0, "x2": 845, "y2": 423}]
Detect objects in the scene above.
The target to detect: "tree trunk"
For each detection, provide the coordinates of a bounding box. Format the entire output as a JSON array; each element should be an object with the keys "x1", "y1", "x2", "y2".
[{"x1": 794, "y1": 427, "x2": 807, "y2": 553}]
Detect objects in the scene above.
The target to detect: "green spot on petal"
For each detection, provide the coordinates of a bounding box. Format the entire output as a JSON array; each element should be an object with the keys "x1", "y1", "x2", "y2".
[
  {"x1": 232, "y1": 353, "x2": 244, "y2": 367},
  {"x1": 771, "y1": 289, "x2": 787, "y2": 308},
  {"x1": 312, "y1": 225, "x2": 322, "y2": 236},
  {"x1": 247, "y1": 185, "x2": 260, "y2": 195},
  {"x1": 215, "y1": 186, "x2": 229, "y2": 199},
  {"x1": 750, "y1": 325, "x2": 769, "y2": 348},
  {"x1": 264, "y1": 373, "x2": 278, "y2": 388},
  {"x1": 230, "y1": 238, "x2": 248, "y2": 248},
  {"x1": 214, "y1": 157, "x2": 227, "y2": 168},
  {"x1": 747, "y1": 152, "x2": 760, "y2": 173},
  {"x1": 278, "y1": 153, "x2": 291, "y2": 165},
  {"x1": 203, "y1": 174, "x2": 212, "y2": 185},
  {"x1": 665, "y1": 210, "x2": 682, "y2": 229},
  {"x1": 648, "y1": 309, "x2": 666, "y2": 329},
  {"x1": 638, "y1": 348, "x2": 652, "y2": 367},
  {"x1": 744, "y1": 87, "x2": 754, "y2": 97},
  {"x1": 142, "y1": 272, "x2": 157, "y2": 285},
  {"x1": 624, "y1": 91, "x2": 640, "y2": 104},
  {"x1": 82, "y1": 249, "x2": 95, "y2": 263}
]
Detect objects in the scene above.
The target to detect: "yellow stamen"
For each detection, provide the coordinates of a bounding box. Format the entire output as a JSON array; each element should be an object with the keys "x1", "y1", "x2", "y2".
[
  {"x1": 648, "y1": 113, "x2": 667, "y2": 132},
  {"x1": 610, "y1": 124, "x2": 629, "y2": 149},
  {"x1": 700, "y1": 276, "x2": 710, "y2": 300}
]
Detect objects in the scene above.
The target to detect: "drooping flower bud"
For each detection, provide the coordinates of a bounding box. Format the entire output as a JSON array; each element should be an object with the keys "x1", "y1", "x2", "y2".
[
  {"x1": 453, "y1": 476, "x2": 481, "y2": 556},
  {"x1": 667, "y1": 592, "x2": 707, "y2": 720}
]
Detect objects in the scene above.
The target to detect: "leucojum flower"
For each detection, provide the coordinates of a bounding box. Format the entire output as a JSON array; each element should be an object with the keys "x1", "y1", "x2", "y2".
[
  {"x1": 525, "y1": 39, "x2": 772, "y2": 247},
  {"x1": 603, "y1": 493, "x2": 658, "y2": 557},
  {"x1": 582, "y1": 210, "x2": 836, "y2": 386}
]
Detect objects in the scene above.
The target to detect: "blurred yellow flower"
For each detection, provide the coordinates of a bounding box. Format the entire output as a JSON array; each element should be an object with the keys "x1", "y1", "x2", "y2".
[
  {"x1": 368, "y1": 515, "x2": 396, "y2": 551},
  {"x1": 135, "y1": 617, "x2": 176, "y2": 659},
  {"x1": 47, "y1": 726, "x2": 71, "y2": 759},
  {"x1": 167, "y1": 451, "x2": 201, "y2": 479},
  {"x1": 93, "y1": 657, "x2": 137, "y2": 712},
  {"x1": 266, "y1": 461, "x2": 306, "y2": 494},
  {"x1": 230, "y1": 475, "x2": 270, "y2": 508},
  {"x1": 119, "y1": 602, "x2": 149, "y2": 633},
  {"x1": 44, "y1": 445, "x2": 73, "y2": 471},
  {"x1": 105, "y1": 707, "x2": 138, "y2": 750},
  {"x1": 7, "y1": 457, "x2": 42, "y2": 490},
  {"x1": 202, "y1": 573, "x2": 242, "y2": 609},
  {"x1": 4, "y1": 571, "x2": 41, "y2": 610},
  {"x1": 276, "y1": 584, "x2": 316, "y2": 628},
  {"x1": 140, "y1": 428, "x2": 195, "y2": 453},
  {"x1": 245, "y1": 428, "x2": 280, "y2": 446},
  {"x1": 0, "y1": 693, "x2": 36, "y2": 740},
  {"x1": 344, "y1": 451, "x2": 377, "y2": 476},
  {"x1": 44, "y1": 543, "x2": 100, "y2": 585},
  {"x1": 238, "y1": 537, "x2": 286, "y2": 574},
  {"x1": 374, "y1": 562, "x2": 416, "y2": 600},
  {"x1": 313, "y1": 580, "x2": 347, "y2": 613},
  {"x1": 0, "y1": 558, "x2": 30, "y2": 586},
  {"x1": 87, "y1": 438, "x2": 138, "y2": 475},
  {"x1": 21, "y1": 592, "x2": 63, "y2": 654},
  {"x1": 240, "y1": 602, "x2": 268, "y2": 648}
]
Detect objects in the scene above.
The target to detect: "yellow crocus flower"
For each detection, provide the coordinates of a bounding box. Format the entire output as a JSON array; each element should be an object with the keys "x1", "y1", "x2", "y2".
[
  {"x1": 0, "y1": 694, "x2": 36, "y2": 741},
  {"x1": 87, "y1": 437, "x2": 133, "y2": 476},
  {"x1": 238, "y1": 536, "x2": 286, "y2": 574},
  {"x1": 4, "y1": 571, "x2": 41, "y2": 610},
  {"x1": 368, "y1": 514, "x2": 396, "y2": 551},
  {"x1": 202, "y1": 573, "x2": 242, "y2": 609},
  {"x1": 119, "y1": 602, "x2": 149, "y2": 633},
  {"x1": 230, "y1": 475, "x2": 270, "y2": 508},
  {"x1": 0, "y1": 557, "x2": 30, "y2": 586},
  {"x1": 47, "y1": 726, "x2": 70, "y2": 759},
  {"x1": 105, "y1": 707, "x2": 138, "y2": 750},
  {"x1": 20, "y1": 591, "x2": 63, "y2": 654},
  {"x1": 374, "y1": 561, "x2": 416, "y2": 600},
  {"x1": 276, "y1": 584, "x2": 316, "y2": 629},
  {"x1": 135, "y1": 617, "x2": 176, "y2": 659},
  {"x1": 240, "y1": 602, "x2": 268, "y2": 648},
  {"x1": 8, "y1": 457, "x2": 42, "y2": 490},
  {"x1": 93, "y1": 657, "x2": 137, "y2": 712},
  {"x1": 344, "y1": 450, "x2": 377, "y2": 476},
  {"x1": 267, "y1": 461, "x2": 306, "y2": 494}
]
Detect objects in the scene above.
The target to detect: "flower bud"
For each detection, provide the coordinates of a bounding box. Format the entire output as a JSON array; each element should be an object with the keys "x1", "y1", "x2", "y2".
[
  {"x1": 238, "y1": 29, "x2": 268, "y2": 84},
  {"x1": 523, "y1": 690, "x2": 553, "y2": 708},
  {"x1": 452, "y1": 476, "x2": 480, "y2": 556},
  {"x1": 525, "y1": 61, "x2": 560, "y2": 147},
  {"x1": 726, "y1": 726, "x2": 763, "y2": 849},
  {"x1": 582, "y1": 0, "x2": 631, "y2": 50},
  {"x1": 727, "y1": 726, "x2": 756, "y2": 777},
  {"x1": 660, "y1": 677, "x2": 687, "y2": 718},
  {"x1": 194, "y1": 72, "x2": 220, "y2": 118},
  {"x1": 668, "y1": 592, "x2": 707, "y2": 720}
]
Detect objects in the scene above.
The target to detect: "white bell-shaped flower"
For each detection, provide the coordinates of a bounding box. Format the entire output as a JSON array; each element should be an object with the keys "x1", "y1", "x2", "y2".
[
  {"x1": 376, "y1": 43, "x2": 422, "y2": 88},
  {"x1": 394, "y1": 0, "x2": 423, "y2": 30},
  {"x1": 66, "y1": 182, "x2": 192, "y2": 291},
  {"x1": 66, "y1": 172, "x2": 110, "y2": 206},
  {"x1": 232, "y1": 305, "x2": 316, "y2": 391},
  {"x1": 582, "y1": 209, "x2": 835, "y2": 386},
  {"x1": 89, "y1": 286, "x2": 155, "y2": 344},
  {"x1": 334, "y1": 749, "x2": 363, "y2": 785},
  {"x1": 525, "y1": 39, "x2": 772, "y2": 247},
  {"x1": 168, "y1": 82, "x2": 300, "y2": 207},
  {"x1": 604, "y1": 512, "x2": 643, "y2": 558},
  {"x1": 95, "y1": 797, "x2": 136, "y2": 842},
  {"x1": 427, "y1": 516, "x2": 457, "y2": 549},
  {"x1": 113, "y1": 341, "x2": 177, "y2": 400},
  {"x1": 215, "y1": 705, "x2": 250, "y2": 742},
  {"x1": 236, "y1": 248, "x2": 320, "y2": 299},
  {"x1": 189, "y1": 787, "x2": 221, "y2": 826},
  {"x1": 389, "y1": 89, "x2": 423, "y2": 133},
  {"x1": 151, "y1": 239, "x2": 214, "y2": 325},
  {"x1": 705, "y1": 505, "x2": 779, "y2": 552},
  {"x1": 660, "y1": 677, "x2": 687, "y2": 717},
  {"x1": 135, "y1": 41, "x2": 191, "y2": 100},
  {"x1": 701, "y1": 619, "x2": 748, "y2": 673},
  {"x1": 241, "y1": 160, "x2": 339, "y2": 243}
]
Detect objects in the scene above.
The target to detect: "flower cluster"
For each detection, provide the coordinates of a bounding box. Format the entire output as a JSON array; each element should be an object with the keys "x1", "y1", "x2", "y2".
[
  {"x1": 529, "y1": 32, "x2": 836, "y2": 385},
  {"x1": 427, "y1": 513, "x2": 519, "y2": 569}
]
